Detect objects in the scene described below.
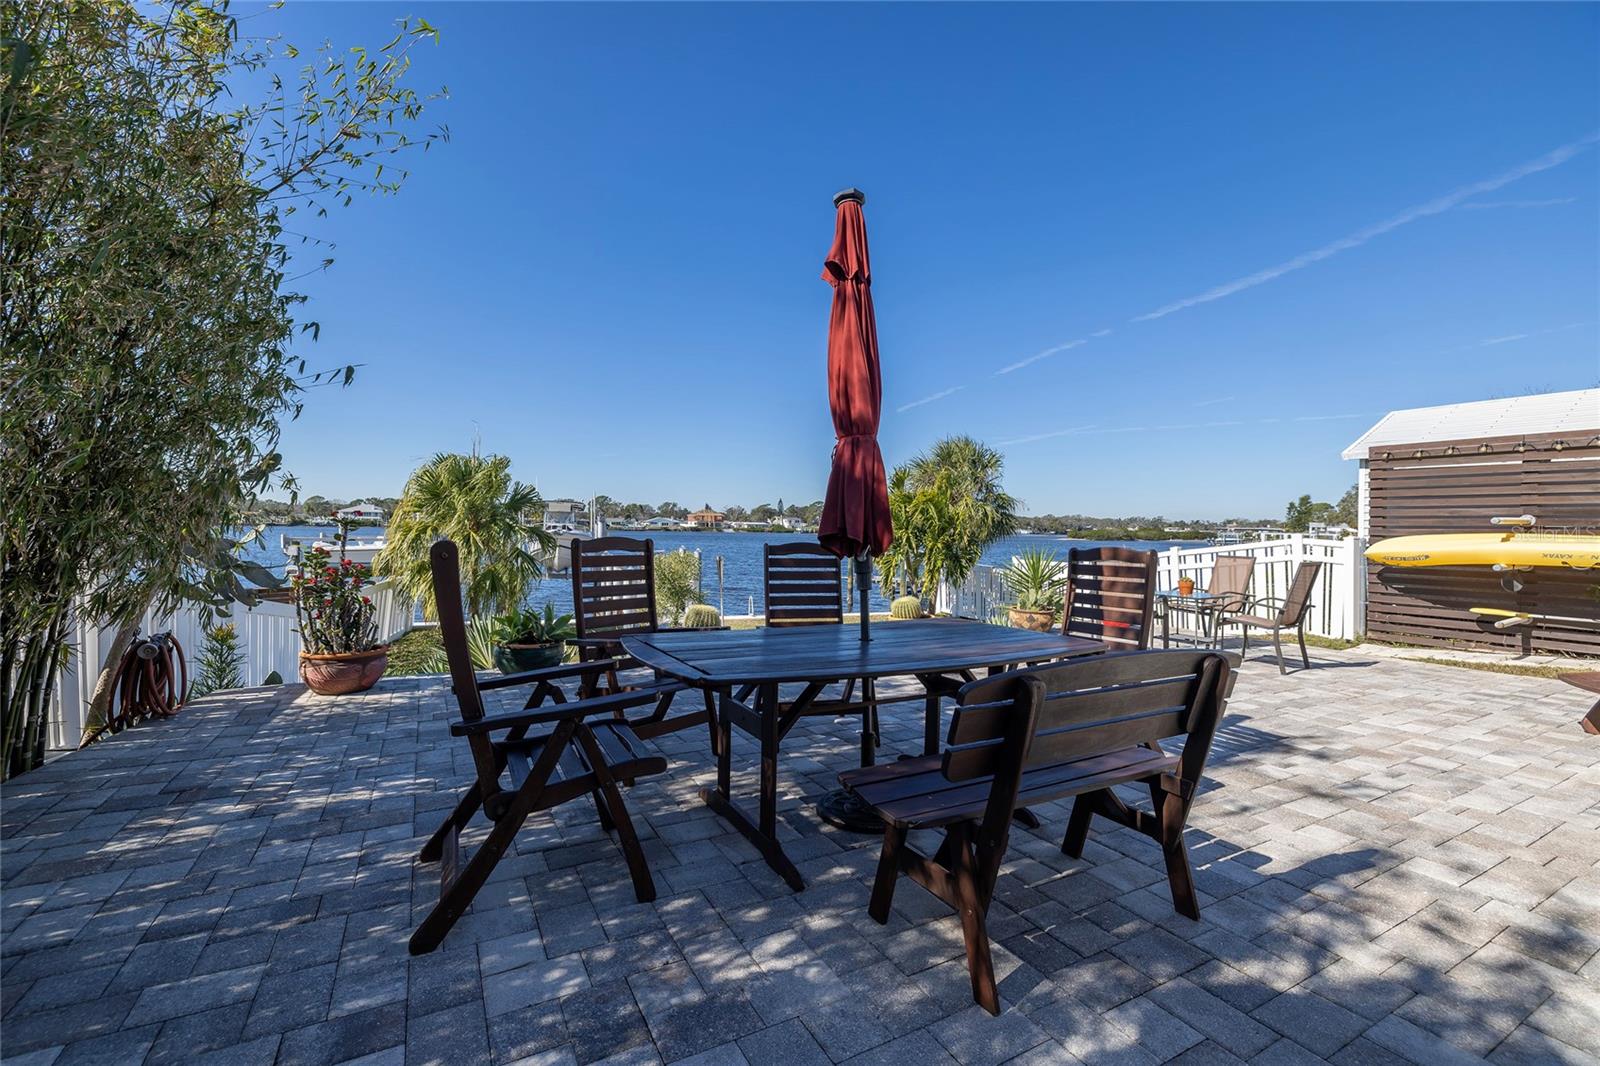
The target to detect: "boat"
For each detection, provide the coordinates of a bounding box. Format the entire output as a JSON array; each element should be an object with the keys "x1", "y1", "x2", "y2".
[
  {"x1": 1364, "y1": 532, "x2": 1600, "y2": 569},
  {"x1": 282, "y1": 532, "x2": 386, "y2": 575},
  {"x1": 542, "y1": 498, "x2": 607, "y2": 573}
]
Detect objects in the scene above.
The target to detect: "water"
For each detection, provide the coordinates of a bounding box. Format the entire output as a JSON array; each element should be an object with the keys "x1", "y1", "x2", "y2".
[{"x1": 242, "y1": 526, "x2": 1199, "y2": 618}]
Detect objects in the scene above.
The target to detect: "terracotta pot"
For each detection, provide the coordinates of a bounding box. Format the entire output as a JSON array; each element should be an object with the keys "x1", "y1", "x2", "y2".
[
  {"x1": 299, "y1": 647, "x2": 389, "y2": 695},
  {"x1": 1008, "y1": 607, "x2": 1056, "y2": 632},
  {"x1": 1177, "y1": 577, "x2": 1196, "y2": 597},
  {"x1": 494, "y1": 642, "x2": 563, "y2": 674}
]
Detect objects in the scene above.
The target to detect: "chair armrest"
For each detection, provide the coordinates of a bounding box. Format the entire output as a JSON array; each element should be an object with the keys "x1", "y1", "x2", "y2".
[
  {"x1": 475, "y1": 658, "x2": 624, "y2": 691},
  {"x1": 450, "y1": 690, "x2": 659, "y2": 735},
  {"x1": 569, "y1": 635, "x2": 623, "y2": 649}
]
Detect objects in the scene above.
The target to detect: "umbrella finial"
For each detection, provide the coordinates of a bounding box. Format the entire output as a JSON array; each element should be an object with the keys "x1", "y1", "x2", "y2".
[{"x1": 832, "y1": 187, "x2": 865, "y2": 207}]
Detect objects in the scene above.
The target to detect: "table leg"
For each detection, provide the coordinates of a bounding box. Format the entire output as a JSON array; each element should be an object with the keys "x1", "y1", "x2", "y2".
[
  {"x1": 758, "y1": 682, "x2": 779, "y2": 840},
  {"x1": 860, "y1": 677, "x2": 878, "y2": 767},
  {"x1": 698, "y1": 682, "x2": 804, "y2": 891},
  {"x1": 923, "y1": 689, "x2": 941, "y2": 756},
  {"x1": 715, "y1": 690, "x2": 732, "y2": 798}
]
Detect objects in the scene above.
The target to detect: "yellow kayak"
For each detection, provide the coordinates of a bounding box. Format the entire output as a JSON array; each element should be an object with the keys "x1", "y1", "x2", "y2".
[{"x1": 1364, "y1": 533, "x2": 1600, "y2": 569}]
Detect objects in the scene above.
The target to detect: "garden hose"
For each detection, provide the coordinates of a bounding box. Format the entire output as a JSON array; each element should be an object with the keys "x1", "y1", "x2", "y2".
[{"x1": 80, "y1": 631, "x2": 187, "y2": 747}]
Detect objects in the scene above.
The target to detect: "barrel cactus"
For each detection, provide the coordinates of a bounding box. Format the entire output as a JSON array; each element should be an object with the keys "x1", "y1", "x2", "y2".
[
  {"x1": 682, "y1": 604, "x2": 722, "y2": 628},
  {"x1": 890, "y1": 596, "x2": 924, "y2": 620}
]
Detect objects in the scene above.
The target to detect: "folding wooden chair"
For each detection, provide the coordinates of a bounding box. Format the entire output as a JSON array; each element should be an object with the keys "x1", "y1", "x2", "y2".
[
  {"x1": 760, "y1": 542, "x2": 877, "y2": 764},
  {"x1": 569, "y1": 535, "x2": 718, "y2": 747},
  {"x1": 411, "y1": 540, "x2": 669, "y2": 955},
  {"x1": 1062, "y1": 546, "x2": 1158, "y2": 650},
  {"x1": 841, "y1": 649, "x2": 1234, "y2": 1013}
]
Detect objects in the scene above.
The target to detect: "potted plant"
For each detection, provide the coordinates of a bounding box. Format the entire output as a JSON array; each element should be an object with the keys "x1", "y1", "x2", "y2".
[
  {"x1": 1177, "y1": 575, "x2": 1196, "y2": 597},
  {"x1": 293, "y1": 547, "x2": 388, "y2": 695},
  {"x1": 491, "y1": 603, "x2": 574, "y2": 674},
  {"x1": 1000, "y1": 548, "x2": 1066, "y2": 632}
]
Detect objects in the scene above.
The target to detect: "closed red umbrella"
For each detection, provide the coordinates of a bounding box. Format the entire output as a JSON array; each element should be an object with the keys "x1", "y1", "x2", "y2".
[{"x1": 817, "y1": 188, "x2": 892, "y2": 642}]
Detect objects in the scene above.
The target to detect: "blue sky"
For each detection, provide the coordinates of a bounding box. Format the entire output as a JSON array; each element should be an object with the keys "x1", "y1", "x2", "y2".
[{"x1": 264, "y1": 2, "x2": 1599, "y2": 519}]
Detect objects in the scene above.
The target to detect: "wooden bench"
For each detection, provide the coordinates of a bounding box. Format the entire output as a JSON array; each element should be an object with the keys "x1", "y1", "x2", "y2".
[
  {"x1": 840, "y1": 649, "x2": 1235, "y2": 1013},
  {"x1": 1564, "y1": 671, "x2": 1600, "y2": 735}
]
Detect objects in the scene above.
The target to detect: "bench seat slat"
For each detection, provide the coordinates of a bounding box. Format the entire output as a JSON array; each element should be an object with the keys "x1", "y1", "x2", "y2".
[{"x1": 840, "y1": 745, "x2": 1178, "y2": 829}]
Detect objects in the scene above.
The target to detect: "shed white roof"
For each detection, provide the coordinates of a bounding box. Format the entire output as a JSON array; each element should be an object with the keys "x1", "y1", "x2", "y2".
[{"x1": 1341, "y1": 388, "x2": 1600, "y2": 460}]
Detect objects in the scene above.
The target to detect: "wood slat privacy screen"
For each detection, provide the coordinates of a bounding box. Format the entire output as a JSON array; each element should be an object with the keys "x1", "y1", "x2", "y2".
[{"x1": 1365, "y1": 430, "x2": 1600, "y2": 654}]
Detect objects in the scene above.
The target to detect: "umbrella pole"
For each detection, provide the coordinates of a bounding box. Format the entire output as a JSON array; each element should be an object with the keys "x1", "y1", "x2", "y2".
[{"x1": 856, "y1": 552, "x2": 872, "y2": 642}]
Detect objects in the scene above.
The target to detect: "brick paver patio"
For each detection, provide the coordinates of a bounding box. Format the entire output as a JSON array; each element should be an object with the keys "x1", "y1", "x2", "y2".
[{"x1": 3, "y1": 645, "x2": 1597, "y2": 1066}]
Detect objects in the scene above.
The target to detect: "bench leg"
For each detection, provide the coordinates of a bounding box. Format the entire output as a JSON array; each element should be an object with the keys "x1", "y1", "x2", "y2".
[
  {"x1": 1062, "y1": 791, "x2": 1098, "y2": 858},
  {"x1": 951, "y1": 824, "x2": 999, "y2": 1015},
  {"x1": 1159, "y1": 795, "x2": 1200, "y2": 920},
  {"x1": 421, "y1": 781, "x2": 483, "y2": 863},
  {"x1": 869, "y1": 824, "x2": 905, "y2": 924}
]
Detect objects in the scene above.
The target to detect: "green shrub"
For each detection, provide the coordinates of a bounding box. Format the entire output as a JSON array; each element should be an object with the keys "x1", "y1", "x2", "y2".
[
  {"x1": 192, "y1": 623, "x2": 244, "y2": 697},
  {"x1": 654, "y1": 550, "x2": 702, "y2": 625},
  {"x1": 890, "y1": 596, "x2": 924, "y2": 620},
  {"x1": 682, "y1": 604, "x2": 721, "y2": 628}
]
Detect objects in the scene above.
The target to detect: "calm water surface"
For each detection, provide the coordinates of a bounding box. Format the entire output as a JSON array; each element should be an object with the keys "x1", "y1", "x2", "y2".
[{"x1": 245, "y1": 527, "x2": 1198, "y2": 618}]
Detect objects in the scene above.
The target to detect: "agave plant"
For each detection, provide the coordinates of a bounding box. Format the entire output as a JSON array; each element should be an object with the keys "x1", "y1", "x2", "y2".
[
  {"x1": 1000, "y1": 548, "x2": 1067, "y2": 613},
  {"x1": 495, "y1": 603, "x2": 575, "y2": 646},
  {"x1": 420, "y1": 616, "x2": 501, "y2": 673}
]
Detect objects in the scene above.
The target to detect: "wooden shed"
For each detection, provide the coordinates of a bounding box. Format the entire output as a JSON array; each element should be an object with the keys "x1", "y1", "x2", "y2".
[{"x1": 1343, "y1": 389, "x2": 1600, "y2": 654}]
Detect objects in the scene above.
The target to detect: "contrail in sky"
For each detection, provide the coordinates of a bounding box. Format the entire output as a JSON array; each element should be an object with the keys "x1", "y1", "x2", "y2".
[
  {"x1": 897, "y1": 385, "x2": 965, "y2": 413},
  {"x1": 1130, "y1": 132, "x2": 1599, "y2": 323}
]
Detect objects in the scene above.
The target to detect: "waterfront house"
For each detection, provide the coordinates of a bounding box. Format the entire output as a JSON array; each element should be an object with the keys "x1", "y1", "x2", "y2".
[
  {"x1": 686, "y1": 506, "x2": 726, "y2": 530},
  {"x1": 642, "y1": 515, "x2": 683, "y2": 530}
]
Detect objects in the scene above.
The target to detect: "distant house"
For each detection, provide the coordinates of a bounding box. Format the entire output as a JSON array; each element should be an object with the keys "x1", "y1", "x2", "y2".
[
  {"x1": 642, "y1": 516, "x2": 683, "y2": 530},
  {"x1": 1308, "y1": 521, "x2": 1356, "y2": 540},
  {"x1": 774, "y1": 515, "x2": 808, "y2": 531},
  {"x1": 334, "y1": 504, "x2": 384, "y2": 524},
  {"x1": 686, "y1": 507, "x2": 725, "y2": 530}
]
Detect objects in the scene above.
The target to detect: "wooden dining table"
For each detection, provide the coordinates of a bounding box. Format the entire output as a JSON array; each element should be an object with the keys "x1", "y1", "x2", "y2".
[{"x1": 623, "y1": 619, "x2": 1105, "y2": 890}]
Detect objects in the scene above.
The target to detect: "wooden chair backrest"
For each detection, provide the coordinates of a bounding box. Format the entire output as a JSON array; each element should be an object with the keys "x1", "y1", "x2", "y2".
[
  {"x1": 430, "y1": 540, "x2": 504, "y2": 805},
  {"x1": 1277, "y1": 561, "x2": 1323, "y2": 626},
  {"x1": 945, "y1": 649, "x2": 1231, "y2": 782},
  {"x1": 571, "y1": 536, "x2": 658, "y2": 640},
  {"x1": 764, "y1": 543, "x2": 844, "y2": 627},
  {"x1": 1208, "y1": 555, "x2": 1255, "y2": 602},
  {"x1": 1061, "y1": 546, "x2": 1157, "y2": 650}
]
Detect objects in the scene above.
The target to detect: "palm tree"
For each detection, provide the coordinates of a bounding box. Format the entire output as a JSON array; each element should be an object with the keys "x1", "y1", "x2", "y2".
[
  {"x1": 878, "y1": 435, "x2": 1018, "y2": 608},
  {"x1": 376, "y1": 452, "x2": 556, "y2": 619}
]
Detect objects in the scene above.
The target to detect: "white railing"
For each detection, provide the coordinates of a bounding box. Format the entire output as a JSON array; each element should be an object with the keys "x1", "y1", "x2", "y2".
[
  {"x1": 939, "y1": 536, "x2": 1365, "y2": 642},
  {"x1": 1155, "y1": 535, "x2": 1365, "y2": 641},
  {"x1": 46, "y1": 580, "x2": 412, "y2": 751}
]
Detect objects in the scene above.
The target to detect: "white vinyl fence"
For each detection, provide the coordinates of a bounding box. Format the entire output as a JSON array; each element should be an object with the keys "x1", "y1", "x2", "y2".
[
  {"x1": 46, "y1": 580, "x2": 412, "y2": 751},
  {"x1": 939, "y1": 536, "x2": 1365, "y2": 642}
]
